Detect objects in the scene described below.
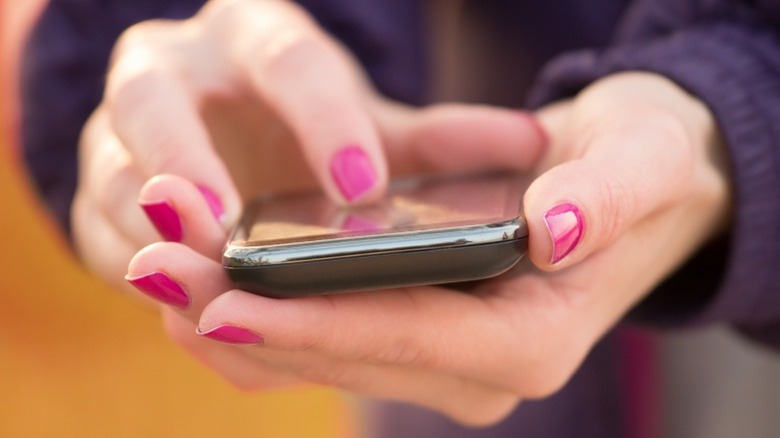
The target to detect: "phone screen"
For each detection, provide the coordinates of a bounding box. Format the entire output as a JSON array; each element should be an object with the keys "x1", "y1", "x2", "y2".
[{"x1": 234, "y1": 173, "x2": 527, "y2": 247}]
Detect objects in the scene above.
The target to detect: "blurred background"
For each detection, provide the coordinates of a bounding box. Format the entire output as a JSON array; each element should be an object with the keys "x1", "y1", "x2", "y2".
[
  {"x1": 5, "y1": 2, "x2": 780, "y2": 438},
  {"x1": 0, "y1": 2, "x2": 354, "y2": 437}
]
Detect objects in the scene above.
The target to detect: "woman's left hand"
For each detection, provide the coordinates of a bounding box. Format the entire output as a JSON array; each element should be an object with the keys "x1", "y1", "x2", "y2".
[{"x1": 127, "y1": 72, "x2": 731, "y2": 426}]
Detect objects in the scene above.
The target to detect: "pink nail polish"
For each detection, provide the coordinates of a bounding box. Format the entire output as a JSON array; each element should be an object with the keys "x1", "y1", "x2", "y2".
[
  {"x1": 330, "y1": 146, "x2": 377, "y2": 201},
  {"x1": 141, "y1": 200, "x2": 182, "y2": 242},
  {"x1": 544, "y1": 203, "x2": 584, "y2": 264},
  {"x1": 196, "y1": 325, "x2": 264, "y2": 345},
  {"x1": 126, "y1": 272, "x2": 191, "y2": 309},
  {"x1": 197, "y1": 185, "x2": 225, "y2": 222}
]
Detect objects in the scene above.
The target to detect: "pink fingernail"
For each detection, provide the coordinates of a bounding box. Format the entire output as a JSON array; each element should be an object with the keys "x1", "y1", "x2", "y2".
[
  {"x1": 197, "y1": 185, "x2": 225, "y2": 222},
  {"x1": 126, "y1": 272, "x2": 191, "y2": 309},
  {"x1": 544, "y1": 203, "x2": 584, "y2": 264},
  {"x1": 330, "y1": 146, "x2": 376, "y2": 201},
  {"x1": 196, "y1": 325, "x2": 264, "y2": 345},
  {"x1": 141, "y1": 200, "x2": 182, "y2": 242}
]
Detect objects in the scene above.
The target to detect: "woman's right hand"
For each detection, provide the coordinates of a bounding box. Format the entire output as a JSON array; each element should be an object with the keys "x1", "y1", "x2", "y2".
[{"x1": 73, "y1": 0, "x2": 546, "y2": 294}]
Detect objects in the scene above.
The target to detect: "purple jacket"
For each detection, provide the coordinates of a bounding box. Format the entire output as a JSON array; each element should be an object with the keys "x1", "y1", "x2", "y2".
[{"x1": 20, "y1": 1, "x2": 780, "y2": 436}]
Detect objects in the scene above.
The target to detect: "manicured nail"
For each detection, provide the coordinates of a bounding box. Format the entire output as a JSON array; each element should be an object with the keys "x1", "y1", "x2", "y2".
[
  {"x1": 141, "y1": 200, "x2": 182, "y2": 242},
  {"x1": 197, "y1": 185, "x2": 225, "y2": 222},
  {"x1": 330, "y1": 146, "x2": 377, "y2": 201},
  {"x1": 196, "y1": 325, "x2": 264, "y2": 345},
  {"x1": 126, "y1": 272, "x2": 191, "y2": 309},
  {"x1": 544, "y1": 203, "x2": 584, "y2": 264}
]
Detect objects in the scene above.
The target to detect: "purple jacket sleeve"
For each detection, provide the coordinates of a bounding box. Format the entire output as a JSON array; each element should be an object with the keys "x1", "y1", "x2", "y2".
[{"x1": 527, "y1": 0, "x2": 780, "y2": 345}]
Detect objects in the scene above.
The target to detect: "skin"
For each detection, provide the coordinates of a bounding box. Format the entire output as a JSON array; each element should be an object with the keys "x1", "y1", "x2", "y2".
[{"x1": 74, "y1": 0, "x2": 731, "y2": 426}]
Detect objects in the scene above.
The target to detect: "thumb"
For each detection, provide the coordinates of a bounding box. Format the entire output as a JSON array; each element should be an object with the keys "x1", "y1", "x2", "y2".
[
  {"x1": 523, "y1": 115, "x2": 695, "y2": 271},
  {"x1": 375, "y1": 102, "x2": 548, "y2": 175}
]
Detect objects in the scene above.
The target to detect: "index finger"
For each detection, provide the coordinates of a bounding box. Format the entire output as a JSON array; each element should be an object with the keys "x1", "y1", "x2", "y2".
[
  {"x1": 106, "y1": 46, "x2": 241, "y2": 228},
  {"x1": 223, "y1": 2, "x2": 389, "y2": 204}
]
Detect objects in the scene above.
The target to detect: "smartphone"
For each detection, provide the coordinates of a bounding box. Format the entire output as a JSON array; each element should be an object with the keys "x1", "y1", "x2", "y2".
[{"x1": 223, "y1": 172, "x2": 529, "y2": 298}]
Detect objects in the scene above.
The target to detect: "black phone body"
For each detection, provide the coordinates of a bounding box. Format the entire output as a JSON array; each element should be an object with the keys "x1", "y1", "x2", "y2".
[{"x1": 223, "y1": 173, "x2": 528, "y2": 298}]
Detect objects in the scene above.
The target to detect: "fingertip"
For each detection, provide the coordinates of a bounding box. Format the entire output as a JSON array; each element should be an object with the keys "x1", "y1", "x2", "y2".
[
  {"x1": 138, "y1": 175, "x2": 233, "y2": 256},
  {"x1": 196, "y1": 324, "x2": 265, "y2": 345},
  {"x1": 327, "y1": 144, "x2": 388, "y2": 205},
  {"x1": 140, "y1": 198, "x2": 183, "y2": 242},
  {"x1": 329, "y1": 145, "x2": 378, "y2": 202},
  {"x1": 198, "y1": 289, "x2": 265, "y2": 332},
  {"x1": 126, "y1": 241, "x2": 168, "y2": 277},
  {"x1": 523, "y1": 169, "x2": 588, "y2": 271},
  {"x1": 543, "y1": 202, "x2": 585, "y2": 265}
]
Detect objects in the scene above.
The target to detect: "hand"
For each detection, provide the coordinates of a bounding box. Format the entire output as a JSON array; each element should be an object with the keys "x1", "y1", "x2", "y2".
[
  {"x1": 73, "y1": 0, "x2": 545, "y2": 293},
  {"x1": 129, "y1": 62, "x2": 729, "y2": 427}
]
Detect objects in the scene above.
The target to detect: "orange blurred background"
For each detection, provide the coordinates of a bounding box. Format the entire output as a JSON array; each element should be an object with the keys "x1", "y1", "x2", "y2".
[{"x1": 0, "y1": 2, "x2": 354, "y2": 437}]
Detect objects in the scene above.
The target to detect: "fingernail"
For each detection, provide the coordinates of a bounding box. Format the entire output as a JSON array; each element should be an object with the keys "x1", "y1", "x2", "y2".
[
  {"x1": 196, "y1": 325, "x2": 264, "y2": 345},
  {"x1": 330, "y1": 146, "x2": 376, "y2": 201},
  {"x1": 197, "y1": 185, "x2": 225, "y2": 222},
  {"x1": 126, "y1": 272, "x2": 191, "y2": 309},
  {"x1": 141, "y1": 200, "x2": 182, "y2": 242},
  {"x1": 544, "y1": 203, "x2": 584, "y2": 264}
]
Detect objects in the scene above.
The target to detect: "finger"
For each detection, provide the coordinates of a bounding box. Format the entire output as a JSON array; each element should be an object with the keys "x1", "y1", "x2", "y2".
[
  {"x1": 375, "y1": 102, "x2": 548, "y2": 175},
  {"x1": 247, "y1": 347, "x2": 520, "y2": 427},
  {"x1": 126, "y1": 241, "x2": 523, "y2": 391},
  {"x1": 126, "y1": 240, "x2": 231, "y2": 315},
  {"x1": 234, "y1": 7, "x2": 388, "y2": 204},
  {"x1": 105, "y1": 51, "x2": 240, "y2": 228},
  {"x1": 72, "y1": 195, "x2": 166, "y2": 308},
  {"x1": 161, "y1": 309, "x2": 302, "y2": 391},
  {"x1": 196, "y1": 286, "x2": 545, "y2": 393},
  {"x1": 524, "y1": 107, "x2": 695, "y2": 270},
  {"x1": 79, "y1": 109, "x2": 159, "y2": 248},
  {"x1": 72, "y1": 193, "x2": 137, "y2": 287},
  {"x1": 127, "y1": 243, "x2": 520, "y2": 425},
  {"x1": 137, "y1": 174, "x2": 228, "y2": 258}
]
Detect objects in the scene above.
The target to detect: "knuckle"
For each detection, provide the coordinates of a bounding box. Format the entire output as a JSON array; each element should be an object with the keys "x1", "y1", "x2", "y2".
[
  {"x1": 112, "y1": 20, "x2": 176, "y2": 66},
  {"x1": 258, "y1": 30, "x2": 332, "y2": 76},
  {"x1": 203, "y1": 0, "x2": 316, "y2": 43}
]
